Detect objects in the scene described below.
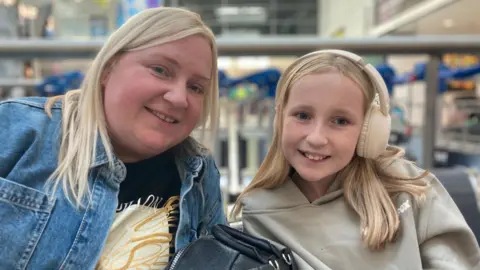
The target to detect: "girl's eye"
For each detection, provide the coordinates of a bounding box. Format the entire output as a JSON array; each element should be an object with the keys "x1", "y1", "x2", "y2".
[
  {"x1": 295, "y1": 112, "x2": 310, "y2": 120},
  {"x1": 333, "y1": 118, "x2": 350, "y2": 125},
  {"x1": 189, "y1": 84, "x2": 204, "y2": 94}
]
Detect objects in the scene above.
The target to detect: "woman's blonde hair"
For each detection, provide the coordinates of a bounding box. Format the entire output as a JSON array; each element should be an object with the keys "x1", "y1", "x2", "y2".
[
  {"x1": 232, "y1": 53, "x2": 430, "y2": 251},
  {"x1": 44, "y1": 7, "x2": 219, "y2": 208}
]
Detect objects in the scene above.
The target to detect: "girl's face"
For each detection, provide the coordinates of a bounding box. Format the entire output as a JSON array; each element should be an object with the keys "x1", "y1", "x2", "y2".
[
  {"x1": 102, "y1": 35, "x2": 213, "y2": 163},
  {"x1": 281, "y1": 71, "x2": 366, "y2": 187}
]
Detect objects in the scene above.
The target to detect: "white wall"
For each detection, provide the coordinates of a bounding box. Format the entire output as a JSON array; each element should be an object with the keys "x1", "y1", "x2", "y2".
[{"x1": 318, "y1": 0, "x2": 374, "y2": 37}]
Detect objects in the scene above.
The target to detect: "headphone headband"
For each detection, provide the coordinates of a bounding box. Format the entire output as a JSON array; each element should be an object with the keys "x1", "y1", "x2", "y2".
[{"x1": 295, "y1": 49, "x2": 390, "y2": 115}]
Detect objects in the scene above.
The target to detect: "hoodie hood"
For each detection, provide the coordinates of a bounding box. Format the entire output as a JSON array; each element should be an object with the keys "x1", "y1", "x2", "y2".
[{"x1": 241, "y1": 177, "x2": 344, "y2": 212}]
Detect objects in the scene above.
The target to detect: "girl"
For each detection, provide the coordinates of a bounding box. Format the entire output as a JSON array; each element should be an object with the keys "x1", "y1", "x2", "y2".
[
  {"x1": 232, "y1": 50, "x2": 480, "y2": 269},
  {"x1": 0, "y1": 7, "x2": 226, "y2": 269}
]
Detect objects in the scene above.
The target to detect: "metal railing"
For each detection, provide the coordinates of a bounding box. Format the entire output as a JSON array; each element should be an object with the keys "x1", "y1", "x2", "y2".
[
  {"x1": 1, "y1": 35, "x2": 480, "y2": 180},
  {"x1": 0, "y1": 36, "x2": 480, "y2": 58}
]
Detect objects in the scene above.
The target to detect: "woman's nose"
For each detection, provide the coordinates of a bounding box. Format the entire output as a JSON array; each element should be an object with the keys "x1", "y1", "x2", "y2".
[{"x1": 163, "y1": 84, "x2": 188, "y2": 109}]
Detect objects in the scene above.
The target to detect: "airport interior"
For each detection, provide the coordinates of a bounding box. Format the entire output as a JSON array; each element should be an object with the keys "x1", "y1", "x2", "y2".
[{"x1": 1, "y1": 0, "x2": 480, "y2": 261}]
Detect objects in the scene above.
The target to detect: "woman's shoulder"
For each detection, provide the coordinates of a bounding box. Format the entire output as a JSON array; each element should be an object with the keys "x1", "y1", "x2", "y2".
[
  {"x1": 0, "y1": 96, "x2": 62, "y2": 122},
  {"x1": 0, "y1": 97, "x2": 62, "y2": 184},
  {"x1": 0, "y1": 96, "x2": 61, "y2": 108},
  {"x1": 0, "y1": 96, "x2": 62, "y2": 135}
]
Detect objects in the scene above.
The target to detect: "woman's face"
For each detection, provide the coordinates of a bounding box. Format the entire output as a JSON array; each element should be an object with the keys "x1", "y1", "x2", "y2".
[{"x1": 102, "y1": 35, "x2": 213, "y2": 162}]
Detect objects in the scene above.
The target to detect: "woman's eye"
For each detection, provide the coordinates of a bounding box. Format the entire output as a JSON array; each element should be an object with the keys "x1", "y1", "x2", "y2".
[
  {"x1": 295, "y1": 112, "x2": 310, "y2": 120},
  {"x1": 152, "y1": 66, "x2": 168, "y2": 76}
]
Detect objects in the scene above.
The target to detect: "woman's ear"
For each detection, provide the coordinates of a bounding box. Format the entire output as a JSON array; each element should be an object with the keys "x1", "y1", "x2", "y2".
[
  {"x1": 100, "y1": 57, "x2": 119, "y2": 89},
  {"x1": 100, "y1": 64, "x2": 113, "y2": 88}
]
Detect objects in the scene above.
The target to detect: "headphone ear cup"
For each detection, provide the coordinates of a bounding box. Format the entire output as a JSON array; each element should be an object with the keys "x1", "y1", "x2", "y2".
[{"x1": 357, "y1": 104, "x2": 391, "y2": 159}]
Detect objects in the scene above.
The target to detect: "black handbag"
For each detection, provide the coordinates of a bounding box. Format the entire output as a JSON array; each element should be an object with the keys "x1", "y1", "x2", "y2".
[{"x1": 166, "y1": 224, "x2": 298, "y2": 270}]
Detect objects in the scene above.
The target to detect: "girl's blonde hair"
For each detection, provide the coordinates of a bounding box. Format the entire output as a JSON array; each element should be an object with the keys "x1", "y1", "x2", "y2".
[
  {"x1": 232, "y1": 53, "x2": 430, "y2": 251},
  {"x1": 44, "y1": 7, "x2": 219, "y2": 208}
]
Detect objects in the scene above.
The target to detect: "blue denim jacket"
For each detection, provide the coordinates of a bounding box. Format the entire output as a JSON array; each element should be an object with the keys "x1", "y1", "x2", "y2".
[{"x1": 0, "y1": 97, "x2": 227, "y2": 269}]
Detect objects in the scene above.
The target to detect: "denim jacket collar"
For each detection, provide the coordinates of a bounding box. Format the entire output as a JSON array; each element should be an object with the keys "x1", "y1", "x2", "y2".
[{"x1": 91, "y1": 135, "x2": 205, "y2": 184}]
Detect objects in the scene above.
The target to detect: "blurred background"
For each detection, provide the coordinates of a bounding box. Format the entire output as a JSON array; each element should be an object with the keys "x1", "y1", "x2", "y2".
[{"x1": 1, "y1": 0, "x2": 480, "y2": 241}]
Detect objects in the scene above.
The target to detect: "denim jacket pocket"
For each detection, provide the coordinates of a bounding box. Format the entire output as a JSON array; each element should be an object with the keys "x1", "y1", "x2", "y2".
[{"x1": 0, "y1": 177, "x2": 55, "y2": 270}]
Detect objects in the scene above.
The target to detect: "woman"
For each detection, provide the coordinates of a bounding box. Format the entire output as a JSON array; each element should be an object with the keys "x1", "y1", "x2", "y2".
[
  {"x1": 0, "y1": 7, "x2": 226, "y2": 269},
  {"x1": 232, "y1": 50, "x2": 480, "y2": 269}
]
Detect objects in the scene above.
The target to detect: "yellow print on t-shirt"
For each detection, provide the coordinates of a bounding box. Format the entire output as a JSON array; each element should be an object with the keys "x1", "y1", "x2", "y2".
[{"x1": 97, "y1": 196, "x2": 180, "y2": 270}]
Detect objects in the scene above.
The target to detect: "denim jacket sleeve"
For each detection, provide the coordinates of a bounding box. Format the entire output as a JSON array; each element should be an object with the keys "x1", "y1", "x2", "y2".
[
  {"x1": 0, "y1": 100, "x2": 37, "y2": 178},
  {"x1": 202, "y1": 155, "x2": 228, "y2": 231}
]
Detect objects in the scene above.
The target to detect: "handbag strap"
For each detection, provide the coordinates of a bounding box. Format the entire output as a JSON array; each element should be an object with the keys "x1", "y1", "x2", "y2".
[
  {"x1": 213, "y1": 225, "x2": 283, "y2": 258},
  {"x1": 212, "y1": 224, "x2": 299, "y2": 270},
  {"x1": 248, "y1": 265, "x2": 278, "y2": 270},
  {"x1": 212, "y1": 225, "x2": 271, "y2": 264}
]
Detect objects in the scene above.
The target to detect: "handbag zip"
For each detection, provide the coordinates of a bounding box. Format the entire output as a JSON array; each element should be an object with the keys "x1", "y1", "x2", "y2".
[{"x1": 166, "y1": 241, "x2": 193, "y2": 270}]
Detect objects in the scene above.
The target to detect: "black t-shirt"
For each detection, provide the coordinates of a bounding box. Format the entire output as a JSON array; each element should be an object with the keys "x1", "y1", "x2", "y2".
[{"x1": 97, "y1": 150, "x2": 182, "y2": 269}]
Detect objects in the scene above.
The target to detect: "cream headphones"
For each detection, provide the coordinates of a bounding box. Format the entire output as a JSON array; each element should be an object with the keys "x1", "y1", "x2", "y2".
[{"x1": 294, "y1": 49, "x2": 391, "y2": 159}]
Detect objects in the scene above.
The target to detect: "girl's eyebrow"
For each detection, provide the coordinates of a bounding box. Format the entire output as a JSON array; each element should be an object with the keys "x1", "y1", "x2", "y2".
[
  {"x1": 288, "y1": 104, "x2": 359, "y2": 119},
  {"x1": 288, "y1": 104, "x2": 314, "y2": 111},
  {"x1": 329, "y1": 107, "x2": 358, "y2": 118}
]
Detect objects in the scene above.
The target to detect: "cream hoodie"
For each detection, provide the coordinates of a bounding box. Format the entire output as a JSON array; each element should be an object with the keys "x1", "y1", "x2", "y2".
[{"x1": 241, "y1": 161, "x2": 480, "y2": 270}]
